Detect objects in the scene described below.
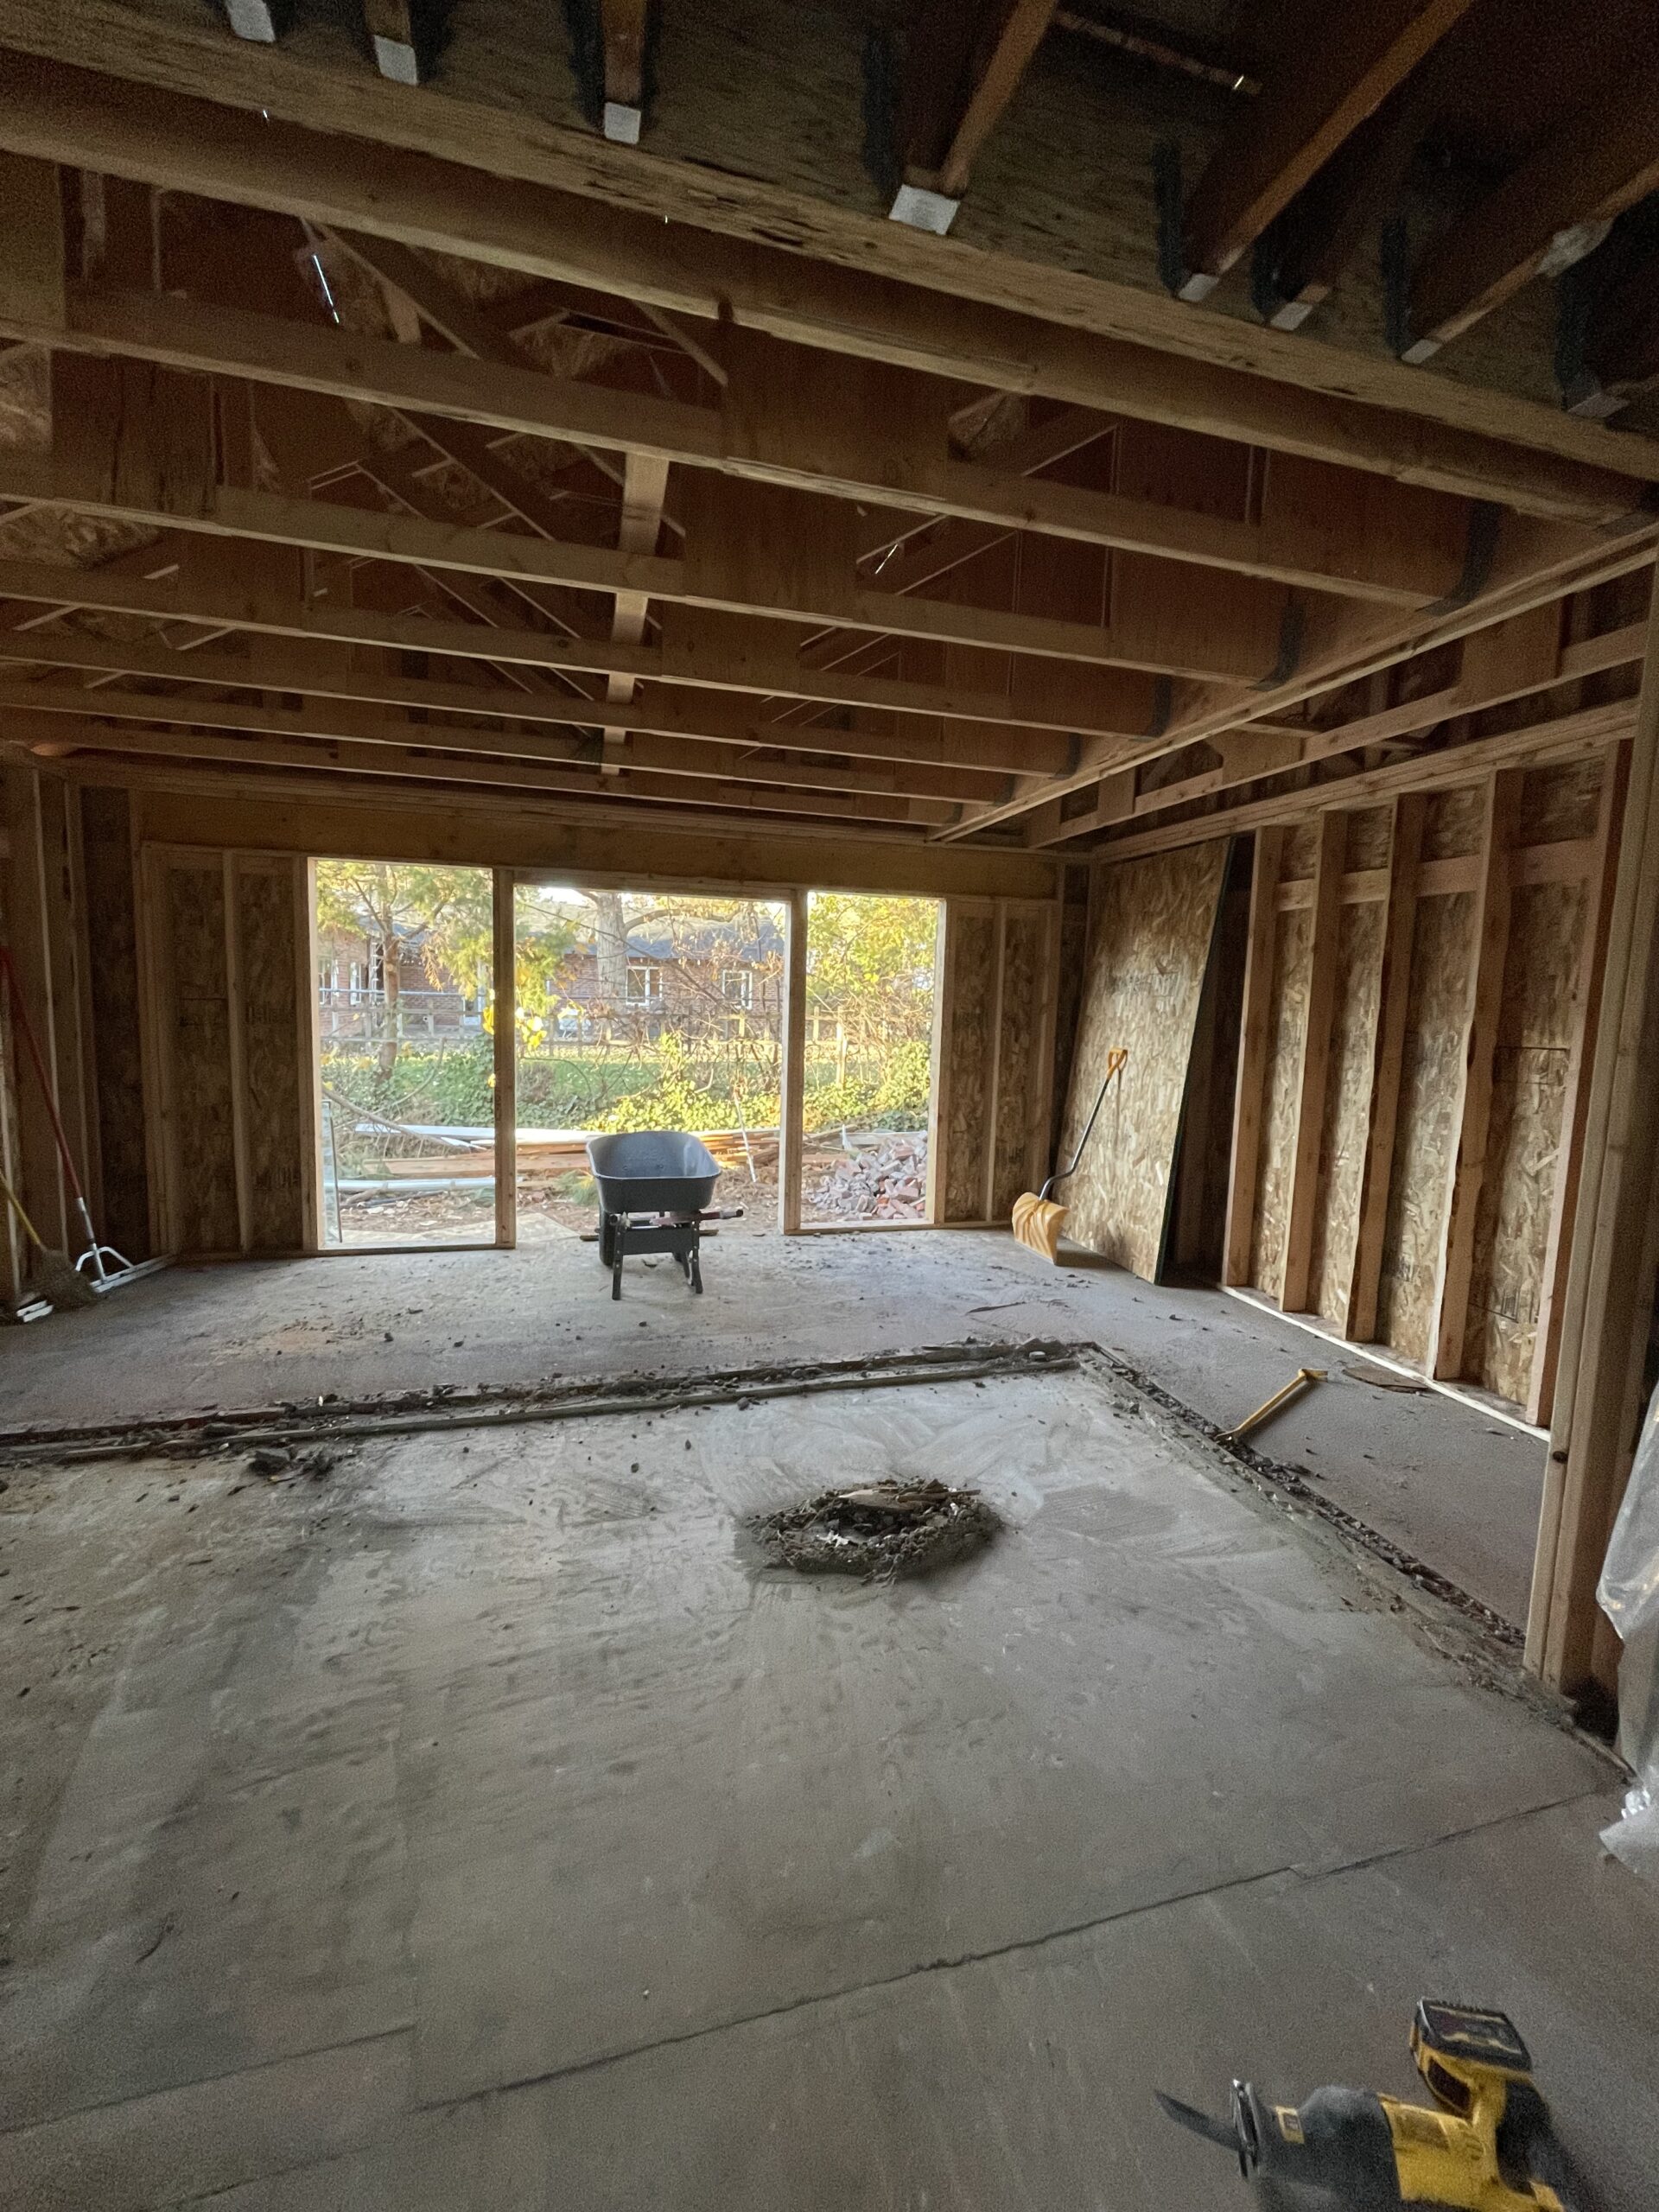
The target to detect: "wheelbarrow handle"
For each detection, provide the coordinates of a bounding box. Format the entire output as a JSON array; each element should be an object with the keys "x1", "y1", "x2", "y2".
[{"x1": 1039, "y1": 1049, "x2": 1128, "y2": 1201}]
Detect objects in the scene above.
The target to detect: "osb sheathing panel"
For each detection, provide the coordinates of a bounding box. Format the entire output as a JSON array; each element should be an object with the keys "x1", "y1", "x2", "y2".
[
  {"x1": 1520, "y1": 759, "x2": 1604, "y2": 844},
  {"x1": 163, "y1": 861, "x2": 240, "y2": 1256},
  {"x1": 943, "y1": 905, "x2": 995, "y2": 1223},
  {"x1": 1248, "y1": 908, "x2": 1312, "y2": 1300},
  {"x1": 236, "y1": 861, "x2": 306, "y2": 1254},
  {"x1": 1461, "y1": 880, "x2": 1587, "y2": 1404},
  {"x1": 79, "y1": 788, "x2": 150, "y2": 1261},
  {"x1": 1281, "y1": 822, "x2": 1320, "y2": 881},
  {"x1": 1345, "y1": 809, "x2": 1394, "y2": 871},
  {"x1": 1423, "y1": 788, "x2": 1487, "y2": 862},
  {"x1": 1062, "y1": 842, "x2": 1227, "y2": 1281},
  {"x1": 1376, "y1": 893, "x2": 1476, "y2": 1366},
  {"x1": 1307, "y1": 902, "x2": 1386, "y2": 1325},
  {"x1": 990, "y1": 908, "x2": 1046, "y2": 1219}
]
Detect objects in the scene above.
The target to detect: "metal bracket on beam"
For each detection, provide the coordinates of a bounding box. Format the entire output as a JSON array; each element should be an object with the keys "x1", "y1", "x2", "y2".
[
  {"x1": 1255, "y1": 601, "x2": 1306, "y2": 690},
  {"x1": 1154, "y1": 142, "x2": 1218, "y2": 301},
  {"x1": 222, "y1": 0, "x2": 289, "y2": 40},
  {"x1": 889, "y1": 183, "x2": 961, "y2": 236}
]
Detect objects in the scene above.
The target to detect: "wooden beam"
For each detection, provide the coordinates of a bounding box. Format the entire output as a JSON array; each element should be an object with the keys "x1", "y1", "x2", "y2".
[
  {"x1": 780, "y1": 889, "x2": 808, "y2": 1234},
  {"x1": 1223, "y1": 824, "x2": 1283, "y2": 1287},
  {"x1": 1090, "y1": 696, "x2": 1639, "y2": 864},
  {"x1": 0, "y1": 259, "x2": 1475, "y2": 611},
  {"x1": 0, "y1": 553, "x2": 1116, "y2": 753},
  {"x1": 0, "y1": 53, "x2": 1649, "y2": 522},
  {"x1": 1280, "y1": 810, "x2": 1345, "y2": 1313},
  {"x1": 1179, "y1": 0, "x2": 1475, "y2": 296},
  {"x1": 493, "y1": 867, "x2": 517, "y2": 1248},
  {"x1": 1406, "y1": 66, "x2": 1659, "y2": 360},
  {"x1": 1526, "y1": 744, "x2": 1629, "y2": 1427},
  {"x1": 600, "y1": 0, "x2": 649, "y2": 143},
  {"x1": 363, "y1": 0, "x2": 427, "y2": 88},
  {"x1": 890, "y1": 0, "x2": 1059, "y2": 231},
  {"x1": 1345, "y1": 792, "x2": 1424, "y2": 1343},
  {"x1": 1527, "y1": 589, "x2": 1659, "y2": 1694},
  {"x1": 1427, "y1": 768, "x2": 1522, "y2": 1378}
]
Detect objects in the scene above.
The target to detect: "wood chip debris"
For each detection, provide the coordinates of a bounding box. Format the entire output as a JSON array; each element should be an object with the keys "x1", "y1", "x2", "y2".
[{"x1": 751, "y1": 1477, "x2": 1000, "y2": 1579}]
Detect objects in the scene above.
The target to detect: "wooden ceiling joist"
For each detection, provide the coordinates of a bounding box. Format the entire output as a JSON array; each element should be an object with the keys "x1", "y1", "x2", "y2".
[
  {"x1": 1177, "y1": 0, "x2": 1476, "y2": 299},
  {"x1": 1404, "y1": 62, "x2": 1659, "y2": 361},
  {"x1": 0, "y1": 55, "x2": 1651, "y2": 524},
  {"x1": 599, "y1": 0, "x2": 649, "y2": 145},
  {"x1": 887, "y1": 0, "x2": 1059, "y2": 234}
]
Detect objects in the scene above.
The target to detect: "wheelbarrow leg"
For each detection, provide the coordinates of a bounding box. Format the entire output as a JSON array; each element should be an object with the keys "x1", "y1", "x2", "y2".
[
  {"x1": 611, "y1": 1228, "x2": 625, "y2": 1300},
  {"x1": 687, "y1": 1241, "x2": 702, "y2": 1294}
]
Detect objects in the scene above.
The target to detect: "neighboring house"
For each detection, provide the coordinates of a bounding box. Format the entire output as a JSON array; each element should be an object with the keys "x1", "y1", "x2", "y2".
[
  {"x1": 545, "y1": 917, "x2": 785, "y2": 1041},
  {"x1": 315, "y1": 921, "x2": 485, "y2": 1043}
]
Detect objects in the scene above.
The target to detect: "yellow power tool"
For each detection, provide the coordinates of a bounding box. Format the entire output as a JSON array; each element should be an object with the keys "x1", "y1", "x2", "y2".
[{"x1": 1158, "y1": 2001, "x2": 1588, "y2": 2210}]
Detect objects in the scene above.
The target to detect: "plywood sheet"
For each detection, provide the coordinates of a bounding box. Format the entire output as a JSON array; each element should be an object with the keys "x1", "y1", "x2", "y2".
[
  {"x1": 1060, "y1": 841, "x2": 1228, "y2": 1281},
  {"x1": 1248, "y1": 908, "x2": 1311, "y2": 1301},
  {"x1": 1376, "y1": 892, "x2": 1475, "y2": 1365},
  {"x1": 1281, "y1": 821, "x2": 1320, "y2": 880},
  {"x1": 163, "y1": 858, "x2": 240, "y2": 1256},
  {"x1": 1461, "y1": 880, "x2": 1586, "y2": 1405},
  {"x1": 990, "y1": 906, "x2": 1046, "y2": 1218},
  {"x1": 79, "y1": 788, "x2": 149, "y2": 1261},
  {"x1": 942, "y1": 902, "x2": 995, "y2": 1223},
  {"x1": 236, "y1": 859, "x2": 306, "y2": 1254},
  {"x1": 1307, "y1": 901, "x2": 1385, "y2": 1325}
]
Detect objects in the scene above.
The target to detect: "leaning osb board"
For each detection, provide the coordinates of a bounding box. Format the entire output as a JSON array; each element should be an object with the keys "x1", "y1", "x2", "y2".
[
  {"x1": 1307, "y1": 902, "x2": 1386, "y2": 1325},
  {"x1": 990, "y1": 907, "x2": 1048, "y2": 1217},
  {"x1": 1060, "y1": 841, "x2": 1227, "y2": 1280},
  {"x1": 1248, "y1": 908, "x2": 1312, "y2": 1300},
  {"x1": 1461, "y1": 881, "x2": 1587, "y2": 1404},
  {"x1": 1376, "y1": 893, "x2": 1476, "y2": 1366},
  {"x1": 943, "y1": 903, "x2": 995, "y2": 1222},
  {"x1": 162, "y1": 859, "x2": 241, "y2": 1256},
  {"x1": 235, "y1": 860, "x2": 306, "y2": 1254}
]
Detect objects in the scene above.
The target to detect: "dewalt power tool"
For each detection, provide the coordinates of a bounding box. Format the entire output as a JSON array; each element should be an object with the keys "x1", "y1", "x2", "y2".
[{"x1": 1158, "y1": 2002, "x2": 1590, "y2": 2210}]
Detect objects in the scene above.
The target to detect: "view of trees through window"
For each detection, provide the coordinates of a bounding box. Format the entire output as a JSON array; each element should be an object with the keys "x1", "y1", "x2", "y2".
[{"x1": 314, "y1": 862, "x2": 939, "y2": 1242}]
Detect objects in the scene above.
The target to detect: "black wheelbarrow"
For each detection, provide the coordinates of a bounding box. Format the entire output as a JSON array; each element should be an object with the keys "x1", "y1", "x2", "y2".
[{"x1": 585, "y1": 1131, "x2": 741, "y2": 1299}]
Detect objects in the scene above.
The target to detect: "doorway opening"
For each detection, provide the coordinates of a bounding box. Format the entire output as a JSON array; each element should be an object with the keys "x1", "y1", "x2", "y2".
[
  {"x1": 313, "y1": 860, "x2": 498, "y2": 1249},
  {"x1": 511, "y1": 881, "x2": 788, "y2": 1242},
  {"x1": 798, "y1": 892, "x2": 941, "y2": 1227}
]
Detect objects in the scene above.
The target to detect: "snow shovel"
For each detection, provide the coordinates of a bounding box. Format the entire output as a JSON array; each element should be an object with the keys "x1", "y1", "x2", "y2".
[{"x1": 1011, "y1": 1048, "x2": 1127, "y2": 1263}]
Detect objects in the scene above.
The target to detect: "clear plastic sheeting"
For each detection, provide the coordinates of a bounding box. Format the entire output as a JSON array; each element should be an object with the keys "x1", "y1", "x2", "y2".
[{"x1": 1597, "y1": 1381, "x2": 1659, "y2": 1879}]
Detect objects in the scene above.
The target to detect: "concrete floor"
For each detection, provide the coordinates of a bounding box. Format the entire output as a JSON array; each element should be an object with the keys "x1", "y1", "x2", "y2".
[
  {"x1": 2, "y1": 1352, "x2": 1656, "y2": 2209},
  {"x1": 0, "y1": 1230, "x2": 1550, "y2": 1624}
]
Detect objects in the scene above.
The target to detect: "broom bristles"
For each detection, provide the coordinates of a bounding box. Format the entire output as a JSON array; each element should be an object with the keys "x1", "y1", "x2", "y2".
[
  {"x1": 1011, "y1": 1191, "x2": 1066, "y2": 1263},
  {"x1": 32, "y1": 1251, "x2": 99, "y2": 1310}
]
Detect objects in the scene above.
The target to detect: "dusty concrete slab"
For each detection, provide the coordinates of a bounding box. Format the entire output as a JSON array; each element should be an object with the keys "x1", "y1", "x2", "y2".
[
  {"x1": 2, "y1": 1360, "x2": 1648, "y2": 2209},
  {"x1": 0, "y1": 1230, "x2": 1548, "y2": 1624}
]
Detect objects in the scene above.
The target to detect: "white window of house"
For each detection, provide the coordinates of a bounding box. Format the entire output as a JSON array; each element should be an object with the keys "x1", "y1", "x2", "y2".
[
  {"x1": 626, "y1": 963, "x2": 662, "y2": 1003},
  {"x1": 721, "y1": 967, "x2": 753, "y2": 1009}
]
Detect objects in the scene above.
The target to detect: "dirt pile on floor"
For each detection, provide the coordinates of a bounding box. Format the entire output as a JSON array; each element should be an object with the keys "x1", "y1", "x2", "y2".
[
  {"x1": 807, "y1": 1133, "x2": 927, "y2": 1220},
  {"x1": 751, "y1": 1478, "x2": 1000, "y2": 1579}
]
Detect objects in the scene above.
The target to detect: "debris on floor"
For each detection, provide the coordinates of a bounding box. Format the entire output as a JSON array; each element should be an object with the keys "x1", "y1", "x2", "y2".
[
  {"x1": 1343, "y1": 1363, "x2": 1430, "y2": 1393},
  {"x1": 752, "y1": 1477, "x2": 1000, "y2": 1579},
  {"x1": 806, "y1": 1131, "x2": 927, "y2": 1220},
  {"x1": 247, "y1": 1444, "x2": 340, "y2": 1483}
]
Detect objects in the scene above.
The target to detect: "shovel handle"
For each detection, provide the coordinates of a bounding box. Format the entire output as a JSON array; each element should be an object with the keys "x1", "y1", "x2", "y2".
[{"x1": 1043, "y1": 1049, "x2": 1128, "y2": 1199}]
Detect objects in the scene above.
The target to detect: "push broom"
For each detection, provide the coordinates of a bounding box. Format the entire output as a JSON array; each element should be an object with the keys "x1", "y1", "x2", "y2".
[{"x1": 1011, "y1": 1047, "x2": 1127, "y2": 1263}]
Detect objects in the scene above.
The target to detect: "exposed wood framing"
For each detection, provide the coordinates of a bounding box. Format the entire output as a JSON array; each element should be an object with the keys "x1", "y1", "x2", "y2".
[
  {"x1": 1427, "y1": 769, "x2": 1522, "y2": 1378},
  {"x1": 0, "y1": 56, "x2": 1651, "y2": 518},
  {"x1": 1223, "y1": 825, "x2": 1283, "y2": 1287},
  {"x1": 779, "y1": 888, "x2": 808, "y2": 1236},
  {"x1": 1528, "y1": 592, "x2": 1659, "y2": 1694},
  {"x1": 1345, "y1": 793, "x2": 1426, "y2": 1343},
  {"x1": 1280, "y1": 812, "x2": 1344, "y2": 1313},
  {"x1": 1526, "y1": 747, "x2": 1629, "y2": 1425},
  {"x1": 493, "y1": 866, "x2": 517, "y2": 1249},
  {"x1": 888, "y1": 0, "x2": 1059, "y2": 232},
  {"x1": 1179, "y1": 0, "x2": 1475, "y2": 297}
]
